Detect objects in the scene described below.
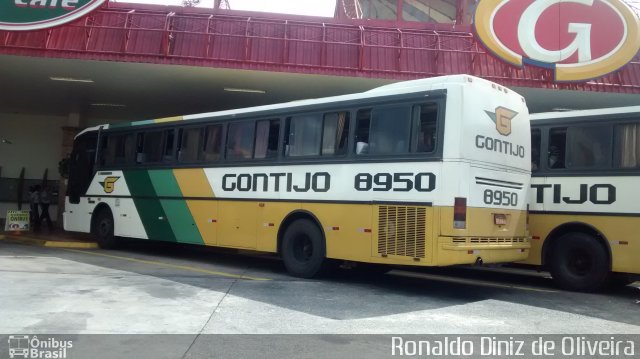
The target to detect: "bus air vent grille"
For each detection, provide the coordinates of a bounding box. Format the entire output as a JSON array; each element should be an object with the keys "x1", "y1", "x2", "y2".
[{"x1": 377, "y1": 206, "x2": 427, "y2": 258}]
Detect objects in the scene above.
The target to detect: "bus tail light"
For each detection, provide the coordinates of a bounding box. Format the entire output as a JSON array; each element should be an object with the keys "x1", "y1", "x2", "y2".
[{"x1": 453, "y1": 197, "x2": 467, "y2": 229}]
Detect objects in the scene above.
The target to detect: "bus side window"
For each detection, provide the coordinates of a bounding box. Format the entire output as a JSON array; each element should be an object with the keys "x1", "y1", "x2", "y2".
[
  {"x1": 135, "y1": 133, "x2": 144, "y2": 164},
  {"x1": 162, "y1": 129, "x2": 176, "y2": 163},
  {"x1": 322, "y1": 111, "x2": 350, "y2": 156},
  {"x1": 531, "y1": 128, "x2": 541, "y2": 172},
  {"x1": 138, "y1": 131, "x2": 164, "y2": 164},
  {"x1": 615, "y1": 122, "x2": 640, "y2": 168},
  {"x1": 202, "y1": 125, "x2": 223, "y2": 162},
  {"x1": 285, "y1": 114, "x2": 322, "y2": 157},
  {"x1": 178, "y1": 127, "x2": 203, "y2": 163},
  {"x1": 123, "y1": 134, "x2": 136, "y2": 165},
  {"x1": 254, "y1": 119, "x2": 279, "y2": 159},
  {"x1": 566, "y1": 125, "x2": 612, "y2": 169},
  {"x1": 368, "y1": 105, "x2": 411, "y2": 154},
  {"x1": 226, "y1": 122, "x2": 254, "y2": 160},
  {"x1": 412, "y1": 103, "x2": 438, "y2": 153},
  {"x1": 548, "y1": 128, "x2": 566, "y2": 169},
  {"x1": 103, "y1": 132, "x2": 135, "y2": 166},
  {"x1": 355, "y1": 109, "x2": 371, "y2": 155}
]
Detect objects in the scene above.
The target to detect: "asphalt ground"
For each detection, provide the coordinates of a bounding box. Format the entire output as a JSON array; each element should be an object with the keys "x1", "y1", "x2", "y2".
[{"x1": 1, "y1": 240, "x2": 638, "y2": 337}]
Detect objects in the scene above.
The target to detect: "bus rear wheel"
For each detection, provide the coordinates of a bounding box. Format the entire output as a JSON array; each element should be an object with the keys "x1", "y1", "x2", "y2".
[
  {"x1": 93, "y1": 208, "x2": 119, "y2": 249},
  {"x1": 281, "y1": 219, "x2": 327, "y2": 278},
  {"x1": 548, "y1": 232, "x2": 608, "y2": 292}
]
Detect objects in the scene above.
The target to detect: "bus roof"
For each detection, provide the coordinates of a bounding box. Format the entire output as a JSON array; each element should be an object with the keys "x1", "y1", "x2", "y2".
[
  {"x1": 531, "y1": 105, "x2": 640, "y2": 121},
  {"x1": 183, "y1": 75, "x2": 506, "y2": 121},
  {"x1": 78, "y1": 75, "x2": 520, "y2": 137}
]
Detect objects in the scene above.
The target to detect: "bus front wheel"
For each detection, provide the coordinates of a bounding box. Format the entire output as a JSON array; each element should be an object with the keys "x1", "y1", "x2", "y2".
[
  {"x1": 93, "y1": 208, "x2": 118, "y2": 249},
  {"x1": 549, "y1": 232, "x2": 609, "y2": 292},
  {"x1": 281, "y1": 219, "x2": 327, "y2": 278}
]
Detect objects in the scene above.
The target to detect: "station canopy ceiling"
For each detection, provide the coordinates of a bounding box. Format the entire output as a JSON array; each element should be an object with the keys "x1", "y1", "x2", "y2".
[{"x1": 1, "y1": 54, "x2": 640, "y2": 123}]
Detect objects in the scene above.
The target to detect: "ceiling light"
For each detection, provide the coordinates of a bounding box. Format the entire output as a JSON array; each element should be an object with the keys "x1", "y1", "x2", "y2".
[
  {"x1": 90, "y1": 103, "x2": 126, "y2": 108},
  {"x1": 50, "y1": 77, "x2": 94, "y2": 83},
  {"x1": 224, "y1": 87, "x2": 266, "y2": 94}
]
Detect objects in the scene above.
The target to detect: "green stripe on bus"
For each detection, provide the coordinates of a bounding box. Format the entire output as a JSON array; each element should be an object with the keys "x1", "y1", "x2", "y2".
[
  {"x1": 108, "y1": 122, "x2": 131, "y2": 128},
  {"x1": 131, "y1": 120, "x2": 156, "y2": 126},
  {"x1": 147, "y1": 170, "x2": 205, "y2": 245},
  {"x1": 123, "y1": 170, "x2": 177, "y2": 242}
]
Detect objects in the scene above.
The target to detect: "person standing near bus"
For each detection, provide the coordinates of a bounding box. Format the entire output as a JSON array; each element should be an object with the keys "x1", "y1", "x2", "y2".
[
  {"x1": 28, "y1": 186, "x2": 40, "y2": 231},
  {"x1": 39, "y1": 185, "x2": 53, "y2": 232}
]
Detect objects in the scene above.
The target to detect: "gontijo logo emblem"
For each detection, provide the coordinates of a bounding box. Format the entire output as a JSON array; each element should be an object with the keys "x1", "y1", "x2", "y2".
[
  {"x1": 100, "y1": 176, "x2": 120, "y2": 194},
  {"x1": 0, "y1": 0, "x2": 107, "y2": 31},
  {"x1": 485, "y1": 107, "x2": 518, "y2": 136},
  {"x1": 476, "y1": 106, "x2": 525, "y2": 158},
  {"x1": 474, "y1": 0, "x2": 640, "y2": 82}
]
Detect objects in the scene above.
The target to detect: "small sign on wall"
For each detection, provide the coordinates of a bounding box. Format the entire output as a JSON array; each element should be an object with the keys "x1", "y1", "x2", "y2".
[{"x1": 4, "y1": 210, "x2": 30, "y2": 231}]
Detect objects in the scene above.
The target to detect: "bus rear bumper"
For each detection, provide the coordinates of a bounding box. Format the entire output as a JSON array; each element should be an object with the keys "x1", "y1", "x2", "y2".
[{"x1": 437, "y1": 237, "x2": 531, "y2": 266}]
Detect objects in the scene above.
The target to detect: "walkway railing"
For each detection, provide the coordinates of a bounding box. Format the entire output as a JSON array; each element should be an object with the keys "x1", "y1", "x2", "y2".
[{"x1": 1, "y1": 6, "x2": 639, "y2": 93}]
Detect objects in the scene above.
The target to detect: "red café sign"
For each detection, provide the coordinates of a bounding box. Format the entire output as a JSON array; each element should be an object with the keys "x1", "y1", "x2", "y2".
[{"x1": 474, "y1": 0, "x2": 640, "y2": 82}]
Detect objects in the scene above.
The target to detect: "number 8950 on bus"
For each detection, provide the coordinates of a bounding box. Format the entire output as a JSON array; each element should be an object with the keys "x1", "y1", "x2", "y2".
[{"x1": 483, "y1": 189, "x2": 518, "y2": 206}]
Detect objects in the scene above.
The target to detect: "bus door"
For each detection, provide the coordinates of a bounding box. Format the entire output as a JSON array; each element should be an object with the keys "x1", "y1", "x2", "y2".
[{"x1": 67, "y1": 132, "x2": 98, "y2": 204}]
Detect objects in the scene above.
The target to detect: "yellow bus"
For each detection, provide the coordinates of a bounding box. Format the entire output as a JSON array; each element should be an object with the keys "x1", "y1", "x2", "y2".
[
  {"x1": 525, "y1": 106, "x2": 640, "y2": 291},
  {"x1": 64, "y1": 75, "x2": 531, "y2": 278}
]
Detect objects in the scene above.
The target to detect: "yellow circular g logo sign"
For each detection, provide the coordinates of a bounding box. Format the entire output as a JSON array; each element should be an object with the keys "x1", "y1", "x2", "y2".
[{"x1": 474, "y1": 0, "x2": 640, "y2": 82}]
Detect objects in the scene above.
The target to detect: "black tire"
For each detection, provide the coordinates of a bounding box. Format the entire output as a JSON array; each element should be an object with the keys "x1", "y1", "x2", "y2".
[
  {"x1": 548, "y1": 232, "x2": 609, "y2": 292},
  {"x1": 93, "y1": 207, "x2": 119, "y2": 249},
  {"x1": 281, "y1": 219, "x2": 327, "y2": 278}
]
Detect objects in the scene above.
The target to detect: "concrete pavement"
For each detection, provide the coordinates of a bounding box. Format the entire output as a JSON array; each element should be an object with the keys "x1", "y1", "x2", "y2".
[{"x1": 1, "y1": 241, "x2": 638, "y2": 335}]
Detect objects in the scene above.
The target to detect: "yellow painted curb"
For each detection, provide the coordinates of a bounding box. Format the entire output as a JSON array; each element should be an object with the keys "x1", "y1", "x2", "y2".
[
  {"x1": 44, "y1": 241, "x2": 98, "y2": 249},
  {"x1": 0, "y1": 234, "x2": 98, "y2": 249}
]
